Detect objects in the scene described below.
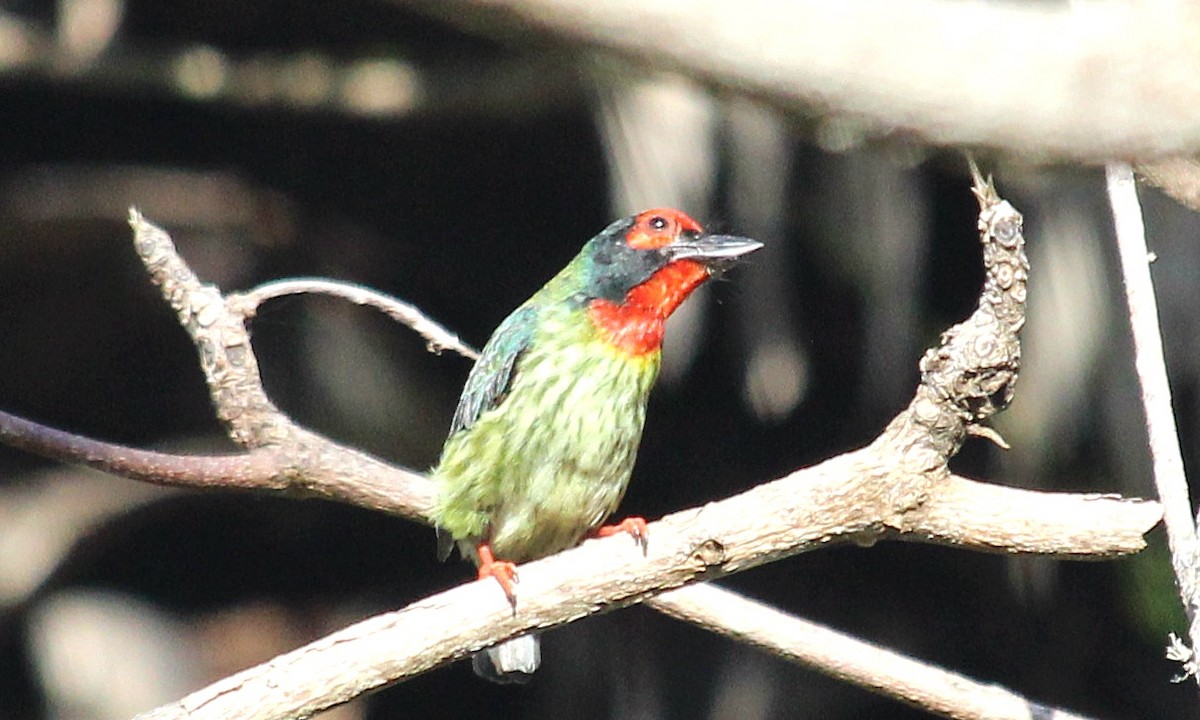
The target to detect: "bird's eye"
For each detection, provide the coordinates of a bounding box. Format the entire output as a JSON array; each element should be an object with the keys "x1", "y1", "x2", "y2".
[{"x1": 649, "y1": 216, "x2": 669, "y2": 231}]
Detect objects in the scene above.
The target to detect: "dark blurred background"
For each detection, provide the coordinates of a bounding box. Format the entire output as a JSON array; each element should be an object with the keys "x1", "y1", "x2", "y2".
[{"x1": 0, "y1": 1, "x2": 1196, "y2": 718}]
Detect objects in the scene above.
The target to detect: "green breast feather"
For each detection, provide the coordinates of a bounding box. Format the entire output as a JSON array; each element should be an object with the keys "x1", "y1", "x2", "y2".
[{"x1": 431, "y1": 301, "x2": 660, "y2": 564}]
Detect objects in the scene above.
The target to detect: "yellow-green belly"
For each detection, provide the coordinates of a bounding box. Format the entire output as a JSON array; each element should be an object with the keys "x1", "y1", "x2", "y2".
[{"x1": 432, "y1": 322, "x2": 659, "y2": 563}]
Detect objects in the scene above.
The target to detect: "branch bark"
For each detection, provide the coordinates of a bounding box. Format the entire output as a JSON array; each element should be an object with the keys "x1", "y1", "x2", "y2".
[
  {"x1": 0, "y1": 179, "x2": 1163, "y2": 719},
  {"x1": 126, "y1": 175, "x2": 1155, "y2": 719},
  {"x1": 1106, "y1": 163, "x2": 1200, "y2": 683},
  {"x1": 229, "y1": 278, "x2": 479, "y2": 360},
  {"x1": 130, "y1": 454, "x2": 1156, "y2": 720},
  {"x1": 649, "y1": 584, "x2": 1093, "y2": 720},
  {"x1": 399, "y1": 0, "x2": 1200, "y2": 161}
]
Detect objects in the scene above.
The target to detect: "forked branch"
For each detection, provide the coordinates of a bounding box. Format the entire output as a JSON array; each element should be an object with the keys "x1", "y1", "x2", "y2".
[{"x1": 0, "y1": 176, "x2": 1161, "y2": 720}]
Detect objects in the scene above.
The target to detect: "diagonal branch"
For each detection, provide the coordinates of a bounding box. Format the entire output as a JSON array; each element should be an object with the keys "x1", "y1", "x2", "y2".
[
  {"x1": 0, "y1": 409, "x2": 283, "y2": 490},
  {"x1": 1, "y1": 177, "x2": 1162, "y2": 719},
  {"x1": 131, "y1": 454, "x2": 1156, "y2": 720},
  {"x1": 1106, "y1": 163, "x2": 1200, "y2": 684},
  {"x1": 649, "y1": 584, "x2": 1094, "y2": 720},
  {"x1": 121, "y1": 173, "x2": 1156, "y2": 719}
]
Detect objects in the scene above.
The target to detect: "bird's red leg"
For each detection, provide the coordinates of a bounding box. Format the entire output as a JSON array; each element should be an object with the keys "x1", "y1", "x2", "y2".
[
  {"x1": 476, "y1": 543, "x2": 518, "y2": 605},
  {"x1": 594, "y1": 516, "x2": 649, "y2": 552}
]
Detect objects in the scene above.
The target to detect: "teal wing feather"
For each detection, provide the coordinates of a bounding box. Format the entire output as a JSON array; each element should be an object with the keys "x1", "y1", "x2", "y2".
[
  {"x1": 436, "y1": 306, "x2": 538, "y2": 561},
  {"x1": 449, "y1": 306, "x2": 538, "y2": 434}
]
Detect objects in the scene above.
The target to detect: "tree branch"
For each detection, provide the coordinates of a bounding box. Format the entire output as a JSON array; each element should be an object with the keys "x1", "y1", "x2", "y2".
[
  {"x1": 648, "y1": 584, "x2": 1093, "y2": 720},
  {"x1": 0, "y1": 410, "x2": 281, "y2": 490},
  {"x1": 124, "y1": 172, "x2": 1155, "y2": 718},
  {"x1": 0, "y1": 178, "x2": 1162, "y2": 718},
  {"x1": 399, "y1": 0, "x2": 1200, "y2": 161},
  {"x1": 1106, "y1": 163, "x2": 1200, "y2": 683},
  {"x1": 128, "y1": 208, "x2": 439, "y2": 520},
  {"x1": 228, "y1": 278, "x2": 479, "y2": 360},
  {"x1": 131, "y1": 452, "x2": 1156, "y2": 720}
]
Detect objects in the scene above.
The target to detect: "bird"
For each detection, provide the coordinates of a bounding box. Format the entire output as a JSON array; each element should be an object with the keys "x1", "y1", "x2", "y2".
[{"x1": 430, "y1": 208, "x2": 761, "y2": 682}]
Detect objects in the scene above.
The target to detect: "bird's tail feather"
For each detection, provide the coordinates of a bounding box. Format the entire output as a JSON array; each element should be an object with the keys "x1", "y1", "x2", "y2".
[{"x1": 472, "y1": 634, "x2": 540, "y2": 683}]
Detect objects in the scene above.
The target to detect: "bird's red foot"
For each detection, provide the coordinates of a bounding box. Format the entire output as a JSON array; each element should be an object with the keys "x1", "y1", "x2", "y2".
[
  {"x1": 595, "y1": 516, "x2": 649, "y2": 553},
  {"x1": 476, "y1": 543, "x2": 518, "y2": 605}
]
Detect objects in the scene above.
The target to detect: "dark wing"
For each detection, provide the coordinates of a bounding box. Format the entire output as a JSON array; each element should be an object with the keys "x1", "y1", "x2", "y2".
[{"x1": 449, "y1": 306, "x2": 537, "y2": 435}]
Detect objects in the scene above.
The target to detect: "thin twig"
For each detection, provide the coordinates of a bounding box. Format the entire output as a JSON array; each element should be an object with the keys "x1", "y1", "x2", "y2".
[
  {"x1": 1106, "y1": 162, "x2": 1200, "y2": 683},
  {"x1": 229, "y1": 277, "x2": 479, "y2": 360},
  {"x1": 649, "y1": 584, "x2": 1094, "y2": 720}
]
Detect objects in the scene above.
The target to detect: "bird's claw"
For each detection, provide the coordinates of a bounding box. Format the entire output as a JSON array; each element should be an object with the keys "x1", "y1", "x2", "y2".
[
  {"x1": 596, "y1": 516, "x2": 649, "y2": 554},
  {"x1": 476, "y1": 543, "x2": 519, "y2": 606},
  {"x1": 479, "y1": 562, "x2": 519, "y2": 605}
]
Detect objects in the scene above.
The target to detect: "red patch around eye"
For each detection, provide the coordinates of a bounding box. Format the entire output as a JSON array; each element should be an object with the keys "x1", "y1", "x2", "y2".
[{"x1": 626, "y1": 208, "x2": 704, "y2": 249}]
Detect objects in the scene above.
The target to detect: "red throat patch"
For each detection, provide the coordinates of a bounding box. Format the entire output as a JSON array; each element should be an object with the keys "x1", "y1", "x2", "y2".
[{"x1": 587, "y1": 259, "x2": 710, "y2": 356}]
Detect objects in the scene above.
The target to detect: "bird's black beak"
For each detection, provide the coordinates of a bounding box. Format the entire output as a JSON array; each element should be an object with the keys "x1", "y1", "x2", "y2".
[{"x1": 667, "y1": 232, "x2": 763, "y2": 271}]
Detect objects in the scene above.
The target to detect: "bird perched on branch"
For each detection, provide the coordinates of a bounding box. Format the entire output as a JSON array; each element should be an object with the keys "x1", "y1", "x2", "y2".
[{"x1": 431, "y1": 208, "x2": 761, "y2": 682}]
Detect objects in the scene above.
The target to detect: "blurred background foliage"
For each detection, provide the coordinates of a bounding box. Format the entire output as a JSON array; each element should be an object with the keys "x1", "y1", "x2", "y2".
[{"x1": 0, "y1": 1, "x2": 1196, "y2": 718}]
